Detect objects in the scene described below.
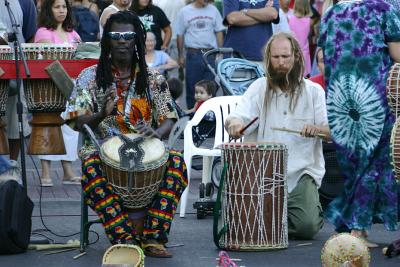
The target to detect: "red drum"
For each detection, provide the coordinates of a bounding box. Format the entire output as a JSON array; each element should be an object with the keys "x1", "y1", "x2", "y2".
[
  {"x1": 217, "y1": 142, "x2": 288, "y2": 251},
  {"x1": 386, "y1": 63, "x2": 400, "y2": 119}
]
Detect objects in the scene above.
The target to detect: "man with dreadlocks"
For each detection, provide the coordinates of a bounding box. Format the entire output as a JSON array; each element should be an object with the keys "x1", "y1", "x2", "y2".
[
  {"x1": 225, "y1": 32, "x2": 331, "y2": 240},
  {"x1": 65, "y1": 11, "x2": 187, "y2": 258}
]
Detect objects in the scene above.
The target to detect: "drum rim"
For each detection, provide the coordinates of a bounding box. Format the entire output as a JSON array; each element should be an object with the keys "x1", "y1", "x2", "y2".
[{"x1": 221, "y1": 142, "x2": 287, "y2": 150}]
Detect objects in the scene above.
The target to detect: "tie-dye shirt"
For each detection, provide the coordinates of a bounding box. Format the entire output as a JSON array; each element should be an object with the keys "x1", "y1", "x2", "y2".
[{"x1": 318, "y1": 0, "x2": 400, "y2": 232}]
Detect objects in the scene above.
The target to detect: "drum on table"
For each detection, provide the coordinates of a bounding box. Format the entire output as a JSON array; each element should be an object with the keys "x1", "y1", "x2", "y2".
[
  {"x1": 217, "y1": 142, "x2": 288, "y2": 251},
  {"x1": 0, "y1": 46, "x2": 14, "y2": 154},
  {"x1": 21, "y1": 44, "x2": 75, "y2": 154},
  {"x1": 102, "y1": 244, "x2": 144, "y2": 267},
  {"x1": 386, "y1": 63, "x2": 400, "y2": 120}
]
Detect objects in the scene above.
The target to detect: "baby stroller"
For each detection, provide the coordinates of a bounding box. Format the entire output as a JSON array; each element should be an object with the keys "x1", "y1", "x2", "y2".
[
  {"x1": 192, "y1": 48, "x2": 265, "y2": 219},
  {"x1": 203, "y1": 48, "x2": 265, "y2": 96}
]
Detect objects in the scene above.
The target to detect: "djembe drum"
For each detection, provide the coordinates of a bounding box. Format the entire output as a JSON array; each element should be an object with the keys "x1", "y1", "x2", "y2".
[
  {"x1": 217, "y1": 142, "x2": 288, "y2": 251},
  {"x1": 100, "y1": 133, "x2": 169, "y2": 236},
  {"x1": 22, "y1": 43, "x2": 75, "y2": 154},
  {"x1": 0, "y1": 46, "x2": 15, "y2": 154},
  {"x1": 100, "y1": 133, "x2": 168, "y2": 209},
  {"x1": 386, "y1": 63, "x2": 400, "y2": 119}
]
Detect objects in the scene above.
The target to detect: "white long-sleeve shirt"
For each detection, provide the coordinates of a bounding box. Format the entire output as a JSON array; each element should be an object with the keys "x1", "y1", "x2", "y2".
[{"x1": 228, "y1": 77, "x2": 328, "y2": 192}]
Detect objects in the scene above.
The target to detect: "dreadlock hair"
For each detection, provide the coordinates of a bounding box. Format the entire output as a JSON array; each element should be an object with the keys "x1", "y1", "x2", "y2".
[
  {"x1": 264, "y1": 32, "x2": 305, "y2": 112},
  {"x1": 96, "y1": 11, "x2": 148, "y2": 96}
]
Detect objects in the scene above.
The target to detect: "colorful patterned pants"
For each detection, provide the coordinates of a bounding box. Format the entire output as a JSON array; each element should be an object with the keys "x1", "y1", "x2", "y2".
[{"x1": 81, "y1": 150, "x2": 188, "y2": 244}]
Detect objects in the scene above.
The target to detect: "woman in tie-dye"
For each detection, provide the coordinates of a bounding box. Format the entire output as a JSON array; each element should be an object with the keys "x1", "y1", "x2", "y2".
[
  {"x1": 66, "y1": 11, "x2": 187, "y2": 258},
  {"x1": 318, "y1": 0, "x2": 400, "y2": 246}
]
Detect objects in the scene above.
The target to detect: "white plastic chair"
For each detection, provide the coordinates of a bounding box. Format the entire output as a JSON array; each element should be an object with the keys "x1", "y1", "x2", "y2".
[{"x1": 180, "y1": 95, "x2": 242, "y2": 217}]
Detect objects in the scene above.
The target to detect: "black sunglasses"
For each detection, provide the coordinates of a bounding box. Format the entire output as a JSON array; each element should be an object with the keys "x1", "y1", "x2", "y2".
[{"x1": 108, "y1": 31, "x2": 136, "y2": 41}]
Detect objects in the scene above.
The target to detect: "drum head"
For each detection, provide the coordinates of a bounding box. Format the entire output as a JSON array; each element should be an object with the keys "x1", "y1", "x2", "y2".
[
  {"x1": 101, "y1": 133, "x2": 166, "y2": 167},
  {"x1": 102, "y1": 244, "x2": 144, "y2": 267}
]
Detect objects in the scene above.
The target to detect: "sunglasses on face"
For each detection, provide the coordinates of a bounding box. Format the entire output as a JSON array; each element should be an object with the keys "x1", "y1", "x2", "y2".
[{"x1": 108, "y1": 31, "x2": 136, "y2": 41}]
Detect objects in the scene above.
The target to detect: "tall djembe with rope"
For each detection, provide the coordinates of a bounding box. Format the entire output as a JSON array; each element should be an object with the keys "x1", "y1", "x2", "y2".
[{"x1": 214, "y1": 142, "x2": 288, "y2": 251}]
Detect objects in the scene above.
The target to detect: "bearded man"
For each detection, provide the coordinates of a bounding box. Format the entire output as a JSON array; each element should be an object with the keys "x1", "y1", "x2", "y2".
[{"x1": 225, "y1": 32, "x2": 331, "y2": 240}]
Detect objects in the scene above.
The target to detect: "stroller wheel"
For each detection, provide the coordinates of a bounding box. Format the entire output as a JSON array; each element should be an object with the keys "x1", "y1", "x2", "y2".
[
  {"x1": 211, "y1": 157, "x2": 222, "y2": 189},
  {"x1": 199, "y1": 183, "x2": 205, "y2": 199},
  {"x1": 205, "y1": 182, "x2": 214, "y2": 198},
  {"x1": 197, "y1": 208, "x2": 206, "y2": 219}
]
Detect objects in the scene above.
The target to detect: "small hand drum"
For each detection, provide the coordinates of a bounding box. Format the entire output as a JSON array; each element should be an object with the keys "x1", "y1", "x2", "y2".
[
  {"x1": 321, "y1": 233, "x2": 370, "y2": 267},
  {"x1": 102, "y1": 244, "x2": 144, "y2": 267}
]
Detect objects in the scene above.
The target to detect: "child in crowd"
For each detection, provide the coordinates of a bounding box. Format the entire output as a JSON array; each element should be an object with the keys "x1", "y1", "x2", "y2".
[
  {"x1": 167, "y1": 78, "x2": 217, "y2": 146},
  {"x1": 186, "y1": 80, "x2": 216, "y2": 115},
  {"x1": 186, "y1": 80, "x2": 216, "y2": 146}
]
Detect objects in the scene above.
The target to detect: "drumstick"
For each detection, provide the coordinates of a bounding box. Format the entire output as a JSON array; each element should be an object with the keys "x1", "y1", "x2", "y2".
[
  {"x1": 240, "y1": 117, "x2": 259, "y2": 134},
  {"x1": 271, "y1": 127, "x2": 327, "y2": 139},
  {"x1": 229, "y1": 117, "x2": 259, "y2": 142}
]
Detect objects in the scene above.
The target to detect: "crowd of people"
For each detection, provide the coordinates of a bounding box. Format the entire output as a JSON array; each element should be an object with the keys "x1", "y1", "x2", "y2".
[{"x1": 0, "y1": 0, "x2": 399, "y2": 264}]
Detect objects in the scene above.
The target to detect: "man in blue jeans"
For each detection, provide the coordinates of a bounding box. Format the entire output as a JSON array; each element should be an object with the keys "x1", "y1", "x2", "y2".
[{"x1": 175, "y1": 0, "x2": 224, "y2": 109}]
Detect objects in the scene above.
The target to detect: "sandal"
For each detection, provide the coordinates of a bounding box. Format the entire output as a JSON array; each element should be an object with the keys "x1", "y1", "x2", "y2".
[
  {"x1": 62, "y1": 176, "x2": 81, "y2": 185},
  {"x1": 41, "y1": 178, "x2": 53, "y2": 187},
  {"x1": 141, "y1": 241, "x2": 172, "y2": 258},
  {"x1": 351, "y1": 230, "x2": 378, "y2": 248}
]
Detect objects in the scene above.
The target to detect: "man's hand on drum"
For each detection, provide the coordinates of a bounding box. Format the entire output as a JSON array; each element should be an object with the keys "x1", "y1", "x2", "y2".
[
  {"x1": 225, "y1": 117, "x2": 245, "y2": 139},
  {"x1": 101, "y1": 87, "x2": 117, "y2": 117},
  {"x1": 135, "y1": 122, "x2": 161, "y2": 139}
]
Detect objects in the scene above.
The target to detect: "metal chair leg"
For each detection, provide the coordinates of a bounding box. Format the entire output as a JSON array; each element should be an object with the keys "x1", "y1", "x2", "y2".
[
  {"x1": 80, "y1": 190, "x2": 103, "y2": 253},
  {"x1": 80, "y1": 190, "x2": 89, "y2": 252}
]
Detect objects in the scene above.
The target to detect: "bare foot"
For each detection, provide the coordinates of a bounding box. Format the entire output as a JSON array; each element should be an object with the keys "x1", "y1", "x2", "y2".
[{"x1": 351, "y1": 230, "x2": 378, "y2": 248}]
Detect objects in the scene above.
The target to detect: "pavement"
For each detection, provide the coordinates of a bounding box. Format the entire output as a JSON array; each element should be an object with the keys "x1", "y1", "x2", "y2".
[{"x1": 1, "y1": 139, "x2": 400, "y2": 267}]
